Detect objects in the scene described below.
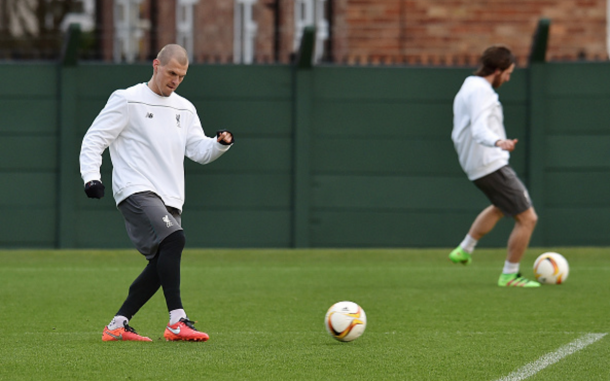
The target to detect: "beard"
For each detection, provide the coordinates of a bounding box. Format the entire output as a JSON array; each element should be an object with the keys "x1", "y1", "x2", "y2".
[{"x1": 491, "y1": 73, "x2": 504, "y2": 89}]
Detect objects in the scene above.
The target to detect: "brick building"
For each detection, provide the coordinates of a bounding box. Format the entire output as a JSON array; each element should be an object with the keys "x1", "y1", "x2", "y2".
[{"x1": 95, "y1": 0, "x2": 609, "y2": 65}]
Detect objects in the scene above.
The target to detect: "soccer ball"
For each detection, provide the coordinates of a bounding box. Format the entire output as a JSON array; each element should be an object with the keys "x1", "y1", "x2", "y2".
[
  {"x1": 324, "y1": 301, "x2": 367, "y2": 342},
  {"x1": 533, "y1": 252, "x2": 569, "y2": 284}
]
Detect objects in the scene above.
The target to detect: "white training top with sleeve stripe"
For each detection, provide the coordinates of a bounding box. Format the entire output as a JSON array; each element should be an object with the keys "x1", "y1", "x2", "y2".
[
  {"x1": 79, "y1": 82, "x2": 231, "y2": 211},
  {"x1": 452, "y1": 75, "x2": 509, "y2": 181}
]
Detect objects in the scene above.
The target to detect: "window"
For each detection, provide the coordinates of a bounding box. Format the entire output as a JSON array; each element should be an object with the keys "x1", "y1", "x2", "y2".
[
  {"x1": 176, "y1": 0, "x2": 197, "y2": 62},
  {"x1": 114, "y1": 0, "x2": 146, "y2": 63},
  {"x1": 294, "y1": 0, "x2": 328, "y2": 63},
  {"x1": 234, "y1": 0, "x2": 257, "y2": 64}
]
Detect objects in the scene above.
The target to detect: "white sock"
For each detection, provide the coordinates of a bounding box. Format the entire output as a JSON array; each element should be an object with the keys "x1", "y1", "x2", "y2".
[
  {"x1": 107, "y1": 315, "x2": 128, "y2": 330},
  {"x1": 169, "y1": 309, "x2": 187, "y2": 325},
  {"x1": 502, "y1": 261, "x2": 519, "y2": 274},
  {"x1": 460, "y1": 234, "x2": 478, "y2": 254}
]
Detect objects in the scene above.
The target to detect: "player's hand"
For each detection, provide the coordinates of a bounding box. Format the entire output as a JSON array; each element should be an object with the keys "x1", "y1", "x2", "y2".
[
  {"x1": 216, "y1": 129, "x2": 234, "y2": 145},
  {"x1": 495, "y1": 138, "x2": 518, "y2": 152},
  {"x1": 84, "y1": 180, "x2": 105, "y2": 199}
]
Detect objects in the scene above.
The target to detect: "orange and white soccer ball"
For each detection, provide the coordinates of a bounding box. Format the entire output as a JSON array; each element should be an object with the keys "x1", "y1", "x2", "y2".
[
  {"x1": 324, "y1": 301, "x2": 367, "y2": 342},
  {"x1": 533, "y1": 252, "x2": 569, "y2": 284}
]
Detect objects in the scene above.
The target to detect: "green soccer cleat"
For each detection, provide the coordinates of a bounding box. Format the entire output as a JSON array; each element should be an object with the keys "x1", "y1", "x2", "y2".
[
  {"x1": 498, "y1": 273, "x2": 541, "y2": 288},
  {"x1": 449, "y1": 246, "x2": 472, "y2": 265}
]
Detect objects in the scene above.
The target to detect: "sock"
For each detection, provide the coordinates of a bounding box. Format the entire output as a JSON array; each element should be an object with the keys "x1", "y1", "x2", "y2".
[
  {"x1": 108, "y1": 315, "x2": 128, "y2": 330},
  {"x1": 460, "y1": 234, "x2": 478, "y2": 254},
  {"x1": 502, "y1": 261, "x2": 519, "y2": 274},
  {"x1": 169, "y1": 309, "x2": 187, "y2": 325}
]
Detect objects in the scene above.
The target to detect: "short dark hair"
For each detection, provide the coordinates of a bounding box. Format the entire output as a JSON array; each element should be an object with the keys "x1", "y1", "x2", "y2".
[
  {"x1": 474, "y1": 45, "x2": 515, "y2": 76},
  {"x1": 156, "y1": 44, "x2": 189, "y2": 66}
]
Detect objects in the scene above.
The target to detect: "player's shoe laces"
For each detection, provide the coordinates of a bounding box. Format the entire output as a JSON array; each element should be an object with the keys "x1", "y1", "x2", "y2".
[
  {"x1": 449, "y1": 246, "x2": 472, "y2": 265},
  {"x1": 164, "y1": 318, "x2": 210, "y2": 342},
  {"x1": 102, "y1": 321, "x2": 152, "y2": 342},
  {"x1": 498, "y1": 273, "x2": 541, "y2": 288}
]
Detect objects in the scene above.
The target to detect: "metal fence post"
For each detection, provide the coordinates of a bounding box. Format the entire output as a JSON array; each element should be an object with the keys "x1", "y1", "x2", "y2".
[
  {"x1": 527, "y1": 18, "x2": 550, "y2": 246},
  {"x1": 57, "y1": 23, "x2": 81, "y2": 248},
  {"x1": 292, "y1": 26, "x2": 315, "y2": 247}
]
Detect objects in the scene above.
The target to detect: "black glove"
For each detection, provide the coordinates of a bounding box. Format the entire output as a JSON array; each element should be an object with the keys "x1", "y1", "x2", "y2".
[
  {"x1": 216, "y1": 129, "x2": 234, "y2": 145},
  {"x1": 84, "y1": 180, "x2": 105, "y2": 199}
]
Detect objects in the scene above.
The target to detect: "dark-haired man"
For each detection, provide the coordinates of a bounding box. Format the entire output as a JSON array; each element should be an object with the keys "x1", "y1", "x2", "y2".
[
  {"x1": 80, "y1": 44, "x2": 235, "y2": 341},
  {"x1": 449, "y1": 45, "x2": 539, "y2": 288}
]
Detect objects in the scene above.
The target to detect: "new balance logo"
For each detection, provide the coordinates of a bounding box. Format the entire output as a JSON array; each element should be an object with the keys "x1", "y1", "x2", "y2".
[
  {"x1": 162, "y1": 215, "x2": 174, "y2": 228},
  {"x1": 145, "y1": 112, "x2": 154, "y2": 118}
]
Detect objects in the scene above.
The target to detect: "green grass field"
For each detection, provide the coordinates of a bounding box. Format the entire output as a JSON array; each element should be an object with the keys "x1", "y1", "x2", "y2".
[{"x1": 0, "y1": 248, "x2": 608, "y2": 381}]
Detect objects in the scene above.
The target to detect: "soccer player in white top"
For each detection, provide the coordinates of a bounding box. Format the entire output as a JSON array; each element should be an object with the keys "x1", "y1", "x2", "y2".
[
  {"x1": 80, "y1": 44, "x2": 234, "y2": 341},
  {"x1": 449, "y1": 45, "x2": 540, "y2": 288}
]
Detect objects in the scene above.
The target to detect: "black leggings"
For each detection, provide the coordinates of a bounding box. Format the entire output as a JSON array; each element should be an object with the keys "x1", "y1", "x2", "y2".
[{"x1": 117, "y1": 230, "x2": 185, "y2": 320}]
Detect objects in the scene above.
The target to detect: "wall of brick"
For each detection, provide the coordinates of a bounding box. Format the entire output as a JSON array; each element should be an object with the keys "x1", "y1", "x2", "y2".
[
  {"x1": 98, "y1": 0, "x2": 607, "y2": 66},
  {"x1": 191, "y1": 1, "x2": 231, "y2": 62},
  {"x1": 332, "y1": 0, "x2": 607, "y2": 65}
]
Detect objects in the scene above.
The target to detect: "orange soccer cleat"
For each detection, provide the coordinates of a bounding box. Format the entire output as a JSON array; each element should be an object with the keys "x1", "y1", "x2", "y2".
[
  {"x1": 164, "y1": 318, "x2": 210, "y2": 342},
  {"x1": 102, "y1": 322, "x2": 153, "y2": 342}
]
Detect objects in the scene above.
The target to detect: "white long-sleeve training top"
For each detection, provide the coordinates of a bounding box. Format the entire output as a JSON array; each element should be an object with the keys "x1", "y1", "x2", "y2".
[
  {"x1": 80, "y1": 82, "x2": 231, "y2": 211},
  {"x1": 452, "y1": 76, "x2": 509, "y2": 181}
]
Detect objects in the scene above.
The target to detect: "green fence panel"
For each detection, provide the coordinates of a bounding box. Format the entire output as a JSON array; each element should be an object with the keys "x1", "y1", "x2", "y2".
[
  {"x1": 2, "y1": 61, "x2": 610, "y2": 248},
  {"x1": 308, "y1": 66, "x2": 528, "y2": 247},
  {"x1": 535, "y1": 62, "x2": 610, "y2": 247},
  {"x1": 0, "y1": 63, "x2": 58, "y2": 248}
]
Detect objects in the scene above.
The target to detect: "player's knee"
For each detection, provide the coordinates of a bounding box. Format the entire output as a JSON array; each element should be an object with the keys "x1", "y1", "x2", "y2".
[
  {"x1": 530, "y1": 209, "x2": 539, "y2": 225},
  {"x1": 492, "y1": 206, "x2": 505, "y2": 218},
  {"x1": 517, "y1": 208, "x2": 537, "y2": 228},
  {"x1": 525, "y1": 208, "x2": 538, "y2": 225},
  {"x1": 162, "y1": 230, "x2": 185, "y2": 251}
]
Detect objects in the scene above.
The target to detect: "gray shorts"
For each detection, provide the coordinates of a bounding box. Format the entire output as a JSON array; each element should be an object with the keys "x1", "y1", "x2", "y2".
[
  {"x1": 472, "y1": 166, "x2": 533, "y2": 217},
  {"x1": 118, "y1": 191, "x2": 183, "y2": 259}
]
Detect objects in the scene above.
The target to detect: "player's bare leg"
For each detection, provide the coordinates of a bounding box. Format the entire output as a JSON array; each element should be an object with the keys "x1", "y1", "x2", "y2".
[
  {"x1": 506, "y1": 207, "x2": 538, "y2": 264},
  {"x1": 450, "y1": 205, "x2": 503, "y2": 265},
  {"x1": 498, "y1": 207, "x2": 539, "y2": 287},
  {"x1": 468, "y1": 205, "x2": 504, "y2": 240}
]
